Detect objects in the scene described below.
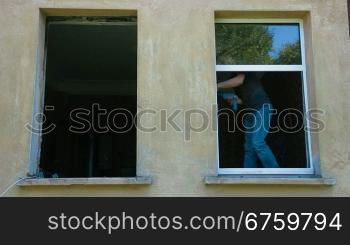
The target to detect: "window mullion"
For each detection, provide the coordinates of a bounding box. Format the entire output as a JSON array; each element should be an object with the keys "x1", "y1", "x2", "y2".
[{"x1": 215, "y1": 65, "x2": 304, "y2": 72}]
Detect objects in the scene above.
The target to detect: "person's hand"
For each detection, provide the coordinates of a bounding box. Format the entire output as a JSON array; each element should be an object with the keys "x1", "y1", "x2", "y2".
[
  {"x1": 225, "y1": 96, "x2": 234, "y2": 105},
  {"x1": 236, "y1": 96, "x2": 243, "y2": 105}
]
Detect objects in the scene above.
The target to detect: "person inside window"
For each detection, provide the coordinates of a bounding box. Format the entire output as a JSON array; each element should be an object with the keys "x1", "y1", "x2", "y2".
[{"x1": 217, "y1": 72, "x2": 280, "y2": 168}]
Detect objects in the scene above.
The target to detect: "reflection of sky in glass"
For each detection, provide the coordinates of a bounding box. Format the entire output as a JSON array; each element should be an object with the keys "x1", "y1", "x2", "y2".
[{"x1": 268, "y1": 25, "x2": 300, "y2": 58}]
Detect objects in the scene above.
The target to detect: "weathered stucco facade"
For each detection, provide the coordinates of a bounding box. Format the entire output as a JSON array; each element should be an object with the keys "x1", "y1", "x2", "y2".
[{"x1": 0, "y1": 0, "x2": 350, "y2": 196}]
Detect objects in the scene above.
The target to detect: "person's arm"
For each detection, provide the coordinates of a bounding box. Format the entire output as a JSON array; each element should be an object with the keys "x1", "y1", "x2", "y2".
[{"x1": 217, "y1": 73, "x2": 245, "y2": 89}]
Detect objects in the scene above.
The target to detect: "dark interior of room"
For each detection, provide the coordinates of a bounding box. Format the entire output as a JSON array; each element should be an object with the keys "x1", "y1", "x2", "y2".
[
  {"x1": 40, "y1": 17, "x2": 137, "y2": 177},
  {"x1": 217, "y1": 71, "x2": 308, "y2": 168}
]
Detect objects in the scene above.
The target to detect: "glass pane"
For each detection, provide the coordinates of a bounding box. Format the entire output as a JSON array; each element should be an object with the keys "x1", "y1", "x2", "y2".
[
  {"x1": 217, "y1": 72, "x2": 308, "y2": 168},
  {"x1": 215, "y1": 23, "x2": 302, "y2": 65}
]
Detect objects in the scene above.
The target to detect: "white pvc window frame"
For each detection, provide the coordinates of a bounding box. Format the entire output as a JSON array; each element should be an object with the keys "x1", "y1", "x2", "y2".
[{"x1": 215, "y1": 18, "x2": 314, "y2": 175}]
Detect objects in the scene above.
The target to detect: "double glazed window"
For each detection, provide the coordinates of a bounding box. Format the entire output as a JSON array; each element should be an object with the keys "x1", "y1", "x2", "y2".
[{"x1": 215, "y1": 19, "x2": 313, "y2": 175}]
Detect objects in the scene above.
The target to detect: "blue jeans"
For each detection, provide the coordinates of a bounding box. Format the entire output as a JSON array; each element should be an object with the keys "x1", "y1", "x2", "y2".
[{"x1": 243, "y1": 104, "x2": 279, "y2": 168}]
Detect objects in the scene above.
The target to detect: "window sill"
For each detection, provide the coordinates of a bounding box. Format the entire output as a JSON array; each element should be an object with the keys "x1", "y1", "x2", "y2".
[
  {"x1": 204, "y1": 175, "x2": 336, "y2": 186},
  {"x1": 17, "y1": 177, "x2": 152, "y2": 186}
]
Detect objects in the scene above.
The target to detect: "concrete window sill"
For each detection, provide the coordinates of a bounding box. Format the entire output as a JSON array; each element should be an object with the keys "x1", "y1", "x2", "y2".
[
  {"x1": 17, "y1": 177, "x2": 152, "y2": 186},
  {"x1": 204, "y1": 175, "x2": 336, "y2": 186}
]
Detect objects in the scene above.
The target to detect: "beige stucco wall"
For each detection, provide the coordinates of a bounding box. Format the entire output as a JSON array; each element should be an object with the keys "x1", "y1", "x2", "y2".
[{"x1": 0, "y1": 0, "x2": 349, "y2": 196}]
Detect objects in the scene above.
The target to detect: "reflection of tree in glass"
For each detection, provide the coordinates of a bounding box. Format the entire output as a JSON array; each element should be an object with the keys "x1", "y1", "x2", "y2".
[
  {"x1": 216, "y1": 24, "x2": 273, "y2": 65},
  {"x1": 274, "y1": 42, "x2": 301, "y2": 65},
  {"x1": 216, "y1": 24, "x2": 302, "y2": 65}
]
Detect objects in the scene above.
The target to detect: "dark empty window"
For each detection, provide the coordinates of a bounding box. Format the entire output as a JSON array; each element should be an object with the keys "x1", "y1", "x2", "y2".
[{"x1": 39, "y1": 16, "x2": 137, "y2": 178}]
